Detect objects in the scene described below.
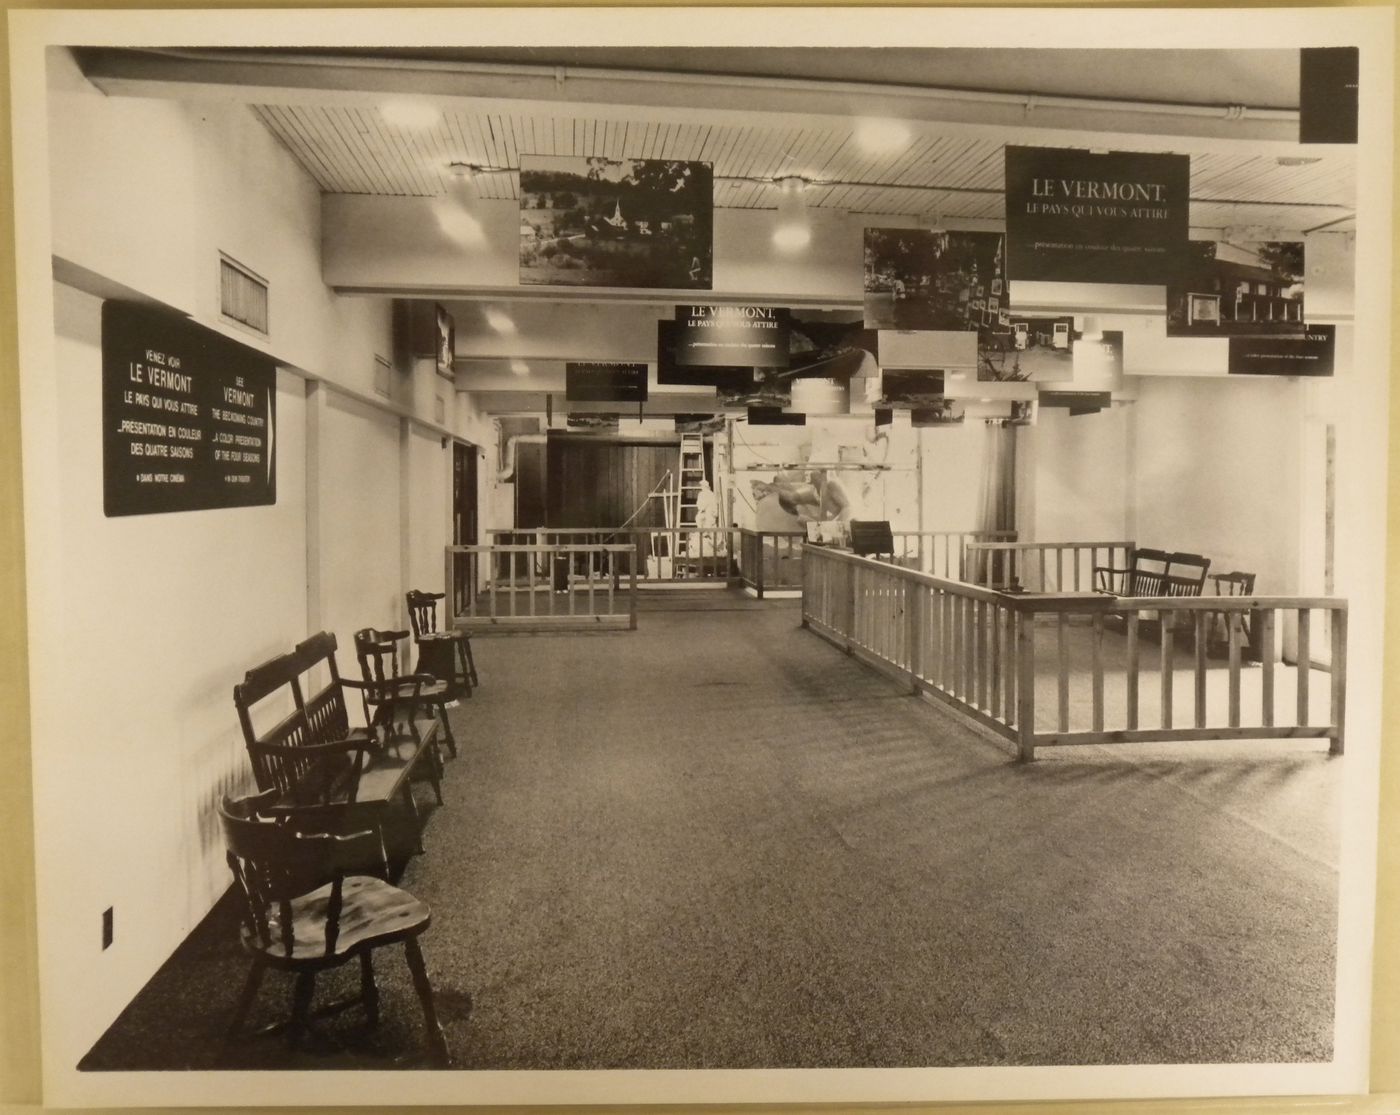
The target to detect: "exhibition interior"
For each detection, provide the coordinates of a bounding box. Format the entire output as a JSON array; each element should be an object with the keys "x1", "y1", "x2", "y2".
[{"x1": 9, "y1": 8, "x2": 1396, "y2": 1107}]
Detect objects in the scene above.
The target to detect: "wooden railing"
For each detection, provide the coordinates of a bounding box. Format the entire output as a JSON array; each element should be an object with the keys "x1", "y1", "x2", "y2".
[
  {"x1": 964, "y1": 540, "x2": 1134, "y2": 594},
  {"x1": 447, "y1": 543, "x2": 637, "y2": 632},
  {"x1": 485, "y1": 527, "x2": 736, "y2": 585},
  {"x1": 893, "y1": 530, "x2": 1018, "y2": 580},
  {"x1": 737, "y1": 529, "x2": 805, "y2": 598},
  {"x1": 802, "y1": 546, "x2": 1347, "y2": 761}
]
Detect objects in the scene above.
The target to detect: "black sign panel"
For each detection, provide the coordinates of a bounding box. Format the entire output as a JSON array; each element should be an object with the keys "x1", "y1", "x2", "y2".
[
  {"x1": 1039, "y1": 390, "x2": 1112, "y2": 409},
  {"x1": 675, "y1": 305, "x2": 790, "y2": 368},
  {"x1": 1005, "y1": 146, "x2": 1190, "y2": 283},
  {"x1": 911, "y1": 404, "x2": 965, "y2": 427},
  {"x1": 1300, "y1": 47, "x2": 1358, "y2": 144},
  {"x1": 656, "y1": 321, "x2": 752, "y2": 389},
  {"x1": 849, "y1": 520, "x2": 895, "y2": 556},
  {"x1": 565, "y1": 362, "x2": 648, "y2": 403},
  {"x1": 102, "y1": 301, "x2": 276, "y2": 517},
  {"x1": 1229, "y1": 325, "x2": 1336, "y2": 377},
  {"x1": 747, "y1": 406, "x2": 805, "y2": 426}
]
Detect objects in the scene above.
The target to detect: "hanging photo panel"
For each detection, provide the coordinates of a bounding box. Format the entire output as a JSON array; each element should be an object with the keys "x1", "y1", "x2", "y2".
[
  {"x1": 434, "y1": 304, "x2": 455, "y2": 380},
  {"x1": 863, "y1": 229, "x2": 1006, "y2": 331},
  {"x1": 879, "y1": 369, "x2": 946, "y2": 408},
  {"x1": 674, "y1": 305, "x2": 790, "y2": 368},
  {"x1": 102, "y1": 301, "x2": 276, "y2": 517},
  {"x1": 1228, "y1": 324, "x2": 1336, "y2": 376},
  {"x1": 985, "y1": 315, "x2": 1077, "y2": 381},
  {"x1": 787, "y1": 319, "x2": 880, "y2": 380},
  {"x1": 1300, "y1": 47, "x2": 1359, "y2": 143},
  {"x1": 910, "y1": 401, "x2": 966, "y2": 427},
  {"x1": 1004, "y1": 145, "x2": 1190, "y2": 284},
  {"x1": 520, "y1": 156, "x2": 713, "y2": 289},
  {"x1": 1167, "y1": 241, "x2": 1305, "y2": 338}
]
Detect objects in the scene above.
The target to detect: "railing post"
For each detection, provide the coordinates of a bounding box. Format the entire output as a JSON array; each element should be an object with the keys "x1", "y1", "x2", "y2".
[
  {"x1": 1330, "y1": 607, "x2": 1347, "y2": 755},
  {"x1": 628, "y1": 559, "x2": 638, "y2": 631},
  {"x1": 444, "y1": 545, "x2": 455, "y2": 625},
  {"x1": 756, "y1": 532, "x2": 766, "y2": 600},
  {"x1": 844, "y1": 560, "x2": 856, "y2": 655},
  {"x1": 905, "y1": 580, "x2": 920, "y2": 694},
  {"x1": 1016, "y1": 607, "x2": 1037, "y2": 761}
]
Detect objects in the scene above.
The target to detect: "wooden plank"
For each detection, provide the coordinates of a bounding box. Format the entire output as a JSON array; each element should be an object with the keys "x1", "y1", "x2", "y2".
[
  {"x1": 1297, "y1": 609, "x2": 1311, "y2": 725},
  {"x1": 1260, "y1": 609, "x2": 1275, "y2": 728},
  {"x1": 1037, "y1": 726, "x2": 1333, "y2": 747},
  {"x1": 1126, "y1": 612, "x2": 1139, "y2": 730},
  {"x1": 1227, "y1": 611, "x2": 1242, "y2": 727},
  {"x1": 1091, "y1": 612, "x2": 1104, "y2": 733},
  {"x1": 1330, "y1": 608, "x2": 1347, "y2": 754},
  {"x1": 1055, "y1": 548, "x2": 1064, "y2": 594},
  {"x1": 1016, "y1": 613, "x2": 1036, "y2": 759},
  {"x1": 1194, "y1": 612, "x2": 1207, "y2": 729},
  {"x1": 1002, "y1": 606, "x2": 1016, "y2": 724},
  {"x1": 1159, "y1": 609, "x2": 1173, "y2": 729},
  {"x1": 1057, "y1": 612, "x2": 1069, "y2": 733}
]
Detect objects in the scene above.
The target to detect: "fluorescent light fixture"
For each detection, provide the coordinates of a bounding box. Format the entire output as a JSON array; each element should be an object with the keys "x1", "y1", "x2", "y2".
[
  {"x1": 484, "y1": 308, "x2": 517, "y2": 335},
  {"x1": 855, "y1": 118, "x2": 912, "y2": 154},
  {"x1": 379, "y1": 98, "x2": 441, "y2": 130},
  {"x1": 509, "y1": 358, "x2": 530, "y2": 377},
  {"x1": 772, "y1": 176, "x2": 812, "y2": 252}
]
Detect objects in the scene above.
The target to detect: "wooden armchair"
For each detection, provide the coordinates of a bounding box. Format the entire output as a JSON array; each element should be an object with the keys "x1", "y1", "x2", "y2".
[
  {"x1": 1094, "y1": 547, "x2": 1173, "y2": 596},
  {"x1": 219, "y1": 790, "x2": 450, "y2": 1065},
  {"x1": 353, "y1": 628, "x2": 448, "y2": 799},
  {"x1": 406, "y1": 590, "x2": 478, "y2": 694}
]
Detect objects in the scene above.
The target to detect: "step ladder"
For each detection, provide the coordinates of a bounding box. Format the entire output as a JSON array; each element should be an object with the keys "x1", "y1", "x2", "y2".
[{"x1": 675, "y1": 434, "x2": 706, "y2": 568}]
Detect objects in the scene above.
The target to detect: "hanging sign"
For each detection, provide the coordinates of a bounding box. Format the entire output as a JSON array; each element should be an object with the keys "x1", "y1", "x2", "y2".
[
  {"x1": 1004, "y1": 146, "x2": 1190, "y2": 284},
  {"x1": 102, "y1": 301, "x2": 276, "y2": 517},
  {"x1": 675, "y1": 305, "x2": 790, "y2": 368},
  {"x1": 656, "y1": 320, "x2": 752, "y2": 388},
  {"x1": 879, "y1": 369, "x2": 946, "y2": 407},
  {"x1": 1228, "y1": 325, "x2": 1336, "y2": 377},
  {"x1": 747, "y1": 406, "x2": 805, "y2": 426},
  {"x1": 1300, "y1": 47, "x2": 1358, "y2": 143},
  {"x1": 1038, "y1": 390, "x2": 1112, "y2": 410},
  {"x1": 565, "y1": 362, "x2": 648, "y2": 403}
]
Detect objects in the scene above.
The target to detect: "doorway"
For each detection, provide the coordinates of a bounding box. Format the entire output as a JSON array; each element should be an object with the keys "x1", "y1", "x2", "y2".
[{"x1": 452, "y1": 440, "x2": 478, "y2": 614}]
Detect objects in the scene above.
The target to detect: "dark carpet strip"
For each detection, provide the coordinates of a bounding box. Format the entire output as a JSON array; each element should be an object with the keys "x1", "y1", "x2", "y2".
[{"x1": 80, "y1": 600, "x2": 1337, "y2": 1071}]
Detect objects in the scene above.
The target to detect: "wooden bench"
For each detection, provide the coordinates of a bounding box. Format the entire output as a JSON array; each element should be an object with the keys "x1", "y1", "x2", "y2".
[
  {"x1": 234, "y1": 631, "x2": 442, "y2": 860},
  {"x1": 1094, "y1": 548, "x2": 1211, "y2": 598}
]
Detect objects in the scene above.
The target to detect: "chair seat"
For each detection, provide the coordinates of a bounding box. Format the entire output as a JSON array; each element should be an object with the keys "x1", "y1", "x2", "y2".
[{"x1": 241, "y1": 876, "x2": 432, "y2": 962}]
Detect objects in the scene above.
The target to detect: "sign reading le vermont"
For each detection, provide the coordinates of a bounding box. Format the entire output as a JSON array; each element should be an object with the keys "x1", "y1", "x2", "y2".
[
  {"x1": 1004, "y1": 146, "x2": 1190, "y2": 284},
  {"x1": 675, "y1": 304, "x2": 791, "y2": 368},
  {"x1": 102, "y1": 301, "x2": 276, "y2": 516}
]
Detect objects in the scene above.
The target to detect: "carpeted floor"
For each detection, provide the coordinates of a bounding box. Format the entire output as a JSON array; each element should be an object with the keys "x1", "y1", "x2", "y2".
[{"x1": 81, "y1": 597, "x2": 1338, "y2": 1072}]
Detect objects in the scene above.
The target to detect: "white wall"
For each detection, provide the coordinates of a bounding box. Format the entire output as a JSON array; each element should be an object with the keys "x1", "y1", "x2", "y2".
[
  {"x1": 30, "y1": 55, "x2": 463, "y2": 1072},
  {"x1": 316, "y1": 392, "x2": 406, "y2": 651},
  {"x1": 1023, "y1": 405, "x2": 1132, "y2": 544},
  {"x1": 38, "y1": 283, "x2": 309, "y2": 1060},
  {"x1": 406, "y1": 424, "x2": 450, "y2": 598},
  {"x1": 1130, "y1": 375, "x2": 1302, "y2": 595}
]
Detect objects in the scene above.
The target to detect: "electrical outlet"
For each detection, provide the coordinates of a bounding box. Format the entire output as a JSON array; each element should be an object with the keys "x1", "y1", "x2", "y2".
[{"x1": 102, "y1": 907, "x2": 113, "y2": 950}]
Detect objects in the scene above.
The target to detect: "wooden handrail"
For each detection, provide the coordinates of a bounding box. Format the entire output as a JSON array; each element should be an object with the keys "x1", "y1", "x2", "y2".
[{"x1": 799, "y1": 544, "x2": 1347, "y2": 761}]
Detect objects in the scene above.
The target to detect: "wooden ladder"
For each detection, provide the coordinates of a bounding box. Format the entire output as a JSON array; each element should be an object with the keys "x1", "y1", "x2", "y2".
[{"x1": 675, "y1": 434, "x2": 706, "y2": 561}]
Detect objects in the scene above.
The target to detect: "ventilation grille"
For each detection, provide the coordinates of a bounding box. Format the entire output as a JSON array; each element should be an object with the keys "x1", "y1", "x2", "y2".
[{"x1": 219, "y1": 254, "x2": 269, "y2": 335}]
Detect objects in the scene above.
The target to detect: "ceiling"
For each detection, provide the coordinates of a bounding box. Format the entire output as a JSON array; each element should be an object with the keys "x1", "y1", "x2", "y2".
[{"x1": 76, "y1": 46, "x2": 1357, "y2": 234}]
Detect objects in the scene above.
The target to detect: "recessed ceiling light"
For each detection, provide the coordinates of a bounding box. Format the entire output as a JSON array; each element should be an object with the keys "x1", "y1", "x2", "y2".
[
  {"x1": 484, "y1": 308, "x2": 517, "y2": 335},
  {"x1": 509, "y1": 358, "x2": 530, "y2": 377},
  {"x1": 379, "y1": 98, "x2": 441, "y2": 130},
  {"x1": 855, "y1": 118, "x2": 912, "y2": 154}
]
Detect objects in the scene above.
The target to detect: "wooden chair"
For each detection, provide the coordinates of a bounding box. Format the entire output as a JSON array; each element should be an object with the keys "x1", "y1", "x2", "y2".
[
  {"x1": 219, "y1": 791, "x2": 450, "y2": 1066},
  {"x1": 1164, "y1": 551, "x2": 1211, "y2": 596},
  {"x1": 353, "y1": 629, "x2": 449, "y2": 797},
  {"x1": 355, "y1": 627, "x2": 458, "y2": 760},
  {"x1": 1094, "y1": 547, "x2": 1173, "y2": 596},
  {"x1": 1207, "y1": 570, "x2": 1257, "y2": 656},
  {"x1": 406, "y1": 590, "x2": 478, "y2": 694}
]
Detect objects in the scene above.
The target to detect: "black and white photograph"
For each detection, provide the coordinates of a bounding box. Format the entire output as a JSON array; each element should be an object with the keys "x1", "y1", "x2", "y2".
[
  {"x1": 519, "y1": 155, "x2": 713, "y2": 289},
  {"x1": 1167, "y1": 239, "x2": 1307, "y2": 338},
  {"x1": 3, "y1": 7, "x2": 1397, "y2": 1112},
  {"x1": 863, "y1": 227, "x2": 1005, "y2": 331}
]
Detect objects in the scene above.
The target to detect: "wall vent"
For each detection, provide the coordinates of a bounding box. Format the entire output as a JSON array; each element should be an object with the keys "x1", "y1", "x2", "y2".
[{"x1": 219, "y1": 254, "x2": 269, "y2": 335}]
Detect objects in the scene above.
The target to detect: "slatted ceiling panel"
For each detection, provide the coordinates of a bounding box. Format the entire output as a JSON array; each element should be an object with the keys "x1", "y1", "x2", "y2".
[{"x1": 252, "y1": 104, "x2": 1352, "y2": 227}]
